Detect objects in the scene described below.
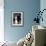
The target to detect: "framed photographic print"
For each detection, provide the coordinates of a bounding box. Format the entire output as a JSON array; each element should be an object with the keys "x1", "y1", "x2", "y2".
[{"x1": 12, "y1": 11, "x2": 24, "y2": 26}]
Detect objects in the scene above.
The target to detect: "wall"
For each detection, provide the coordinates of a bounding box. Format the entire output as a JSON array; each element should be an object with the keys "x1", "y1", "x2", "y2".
[
  {"x1": 40, "y1": 0, "x2": 46, "y2": 27},
  {"x1": 4, "y1": 0, "x2": 40, "y2": 42}
]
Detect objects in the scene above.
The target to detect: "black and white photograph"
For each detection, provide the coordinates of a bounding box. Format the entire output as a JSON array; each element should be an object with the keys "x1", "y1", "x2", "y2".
[{"x1": 12, "y1": 12, "x2": 23, "y2": 26}]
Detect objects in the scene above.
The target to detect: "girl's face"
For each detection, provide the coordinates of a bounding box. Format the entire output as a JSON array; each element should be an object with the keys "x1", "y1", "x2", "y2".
[{"x1": 15, "y1": 16, "x2": 17, "y2": 20}]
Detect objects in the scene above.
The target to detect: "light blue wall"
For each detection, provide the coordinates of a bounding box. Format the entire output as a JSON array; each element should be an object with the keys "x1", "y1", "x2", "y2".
[
  {"x1": 40, "y1": 0, "x2": 46, "y2": 27},
  {"x1": 4, "y1": 0, "x2": 40, "y2": 42}
]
